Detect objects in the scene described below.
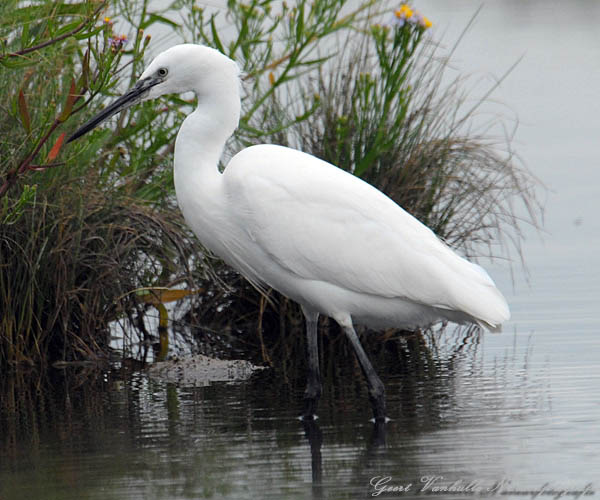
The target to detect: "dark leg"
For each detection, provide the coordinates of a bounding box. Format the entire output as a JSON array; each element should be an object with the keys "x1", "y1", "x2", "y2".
[
  {"x1": 339, "y1": 318, "x2": 387, "y2": 422},
  {"x1": 301, "y1": 418, "x2": 323, "y2": 496},
  {"x1": 302, "y1": 307, "x2": 322, "y2": 420}
]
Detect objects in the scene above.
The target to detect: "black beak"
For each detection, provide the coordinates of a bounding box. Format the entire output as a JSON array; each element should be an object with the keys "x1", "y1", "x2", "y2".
[{"x1": 67, "y1": 76, "x2": 161, "y2": 143}]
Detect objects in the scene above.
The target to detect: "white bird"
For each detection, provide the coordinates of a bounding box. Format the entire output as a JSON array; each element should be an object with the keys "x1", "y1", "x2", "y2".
[{"x1": 69, "y1": 44, "x2": 510, "y2": 422}]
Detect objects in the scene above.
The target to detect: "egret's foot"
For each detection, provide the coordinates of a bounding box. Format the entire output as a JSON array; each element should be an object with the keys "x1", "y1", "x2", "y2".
[
  {"x1": 369, "y1": 393, "x2": 387, "y2": 423},
  {"x1": 369, "y1": 415, "x2": 392, "y2": 424},
  {"x1": 298, "y1": 413, "x2": 319, "y2": 421},
  {"x1": 301, "y1": 396, "x2": 320, "y2": 421}
]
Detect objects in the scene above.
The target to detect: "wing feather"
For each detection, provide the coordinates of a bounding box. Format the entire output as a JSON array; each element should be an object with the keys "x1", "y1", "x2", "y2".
[{"x1": 224, "y1": 145, "x2": 509, "y2": 326}]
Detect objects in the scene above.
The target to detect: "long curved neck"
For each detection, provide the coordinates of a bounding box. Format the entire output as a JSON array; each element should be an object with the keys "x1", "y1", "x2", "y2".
[{"x1": 173, "y1": 72, "x2": 241, "y2": 249}]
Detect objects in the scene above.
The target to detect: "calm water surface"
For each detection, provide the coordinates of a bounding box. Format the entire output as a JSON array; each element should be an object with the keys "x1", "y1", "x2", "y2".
[{"x1": 2, "y1": 1, "x2": 599, "y2": 499}]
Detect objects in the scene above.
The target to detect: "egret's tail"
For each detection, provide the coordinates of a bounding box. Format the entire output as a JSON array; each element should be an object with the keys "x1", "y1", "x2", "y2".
[
  {"x1": 476, "y1": 318, "x2": 505, "y2": 333},
  {"x1": 442, "y1": 258, "x2": 510, "y2": 332},
  {"x1": 465, "y1": 262, "x2": 510, "y2": 331}
]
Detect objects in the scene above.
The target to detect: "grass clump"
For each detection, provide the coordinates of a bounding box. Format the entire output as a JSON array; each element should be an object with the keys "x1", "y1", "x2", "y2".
[
  {"x1": 0, "y1": 0, "x2": 379, "y2": 367},
  {"x1": 0, "y1": 0, "x2": 198, "y2": 367},
  {"x1": 189, "y1": 3, "x2": 540, "y2": 359},
  {"x1": 0, "y1": 0, "x2": 541, "y2": 368}
]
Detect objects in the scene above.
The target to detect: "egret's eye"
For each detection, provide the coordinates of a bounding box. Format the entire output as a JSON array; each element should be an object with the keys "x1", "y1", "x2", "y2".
[{"x1": 157, "y1": 67, "x2": 168, "y2": 77}]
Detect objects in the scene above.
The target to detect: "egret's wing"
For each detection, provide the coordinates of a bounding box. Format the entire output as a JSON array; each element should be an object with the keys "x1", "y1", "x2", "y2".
[{"x1": 225, "y1": 145, "x2": 509, "y2": 325}]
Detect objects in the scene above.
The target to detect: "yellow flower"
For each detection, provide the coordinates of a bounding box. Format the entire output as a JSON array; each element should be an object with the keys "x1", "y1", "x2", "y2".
[
  {"x1": 421, "y1": 15, "x2": 432, "y2": 28},
  {"x1": 394, "y1": 4, "x2": 413, "y2": 18}
]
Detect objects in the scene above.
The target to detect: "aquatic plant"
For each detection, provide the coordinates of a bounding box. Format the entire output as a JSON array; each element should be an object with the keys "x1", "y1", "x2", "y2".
[
  {"x1": 0, "y1": 0, "x2": 379, "y2": 366},
  {"x1": 0, "y1": 0, "x2": 197, "y2": 367},
  {"x1": 0, "y1": 0, "x2": 540, "y2": 368},
  {"x1": 197, "y1": 2, "x2": 540, "y2": 359}
]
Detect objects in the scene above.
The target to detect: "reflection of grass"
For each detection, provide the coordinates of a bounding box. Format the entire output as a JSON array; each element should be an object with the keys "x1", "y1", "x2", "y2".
[
  {"x1": 231, "y1": 322, "x2": 543, "y2": 431},
  {"x1": 0, "y1": 329, "x2": 547, "y2": 500}
]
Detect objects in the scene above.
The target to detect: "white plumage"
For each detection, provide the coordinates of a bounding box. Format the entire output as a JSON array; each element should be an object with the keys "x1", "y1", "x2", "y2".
[
  {"x1": 69, "y1": 44, "x2": 510, "y2": 421},
  {"x1": 223, "y1": 144, "x2": 509, "y2": 330}
]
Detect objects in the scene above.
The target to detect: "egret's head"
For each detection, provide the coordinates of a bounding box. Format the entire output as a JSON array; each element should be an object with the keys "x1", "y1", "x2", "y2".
[
  {"x1": 67, "y1": 44, "x2": 239, "y2": 143},
  {"x1": 141, "y1": 44, "x2": 239, "y2": 100}
]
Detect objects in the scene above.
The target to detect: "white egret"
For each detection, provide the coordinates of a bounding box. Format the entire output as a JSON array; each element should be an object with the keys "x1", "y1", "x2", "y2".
[{"x1": 68, "y1": 44, "x2": 510, "y2": 422}]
